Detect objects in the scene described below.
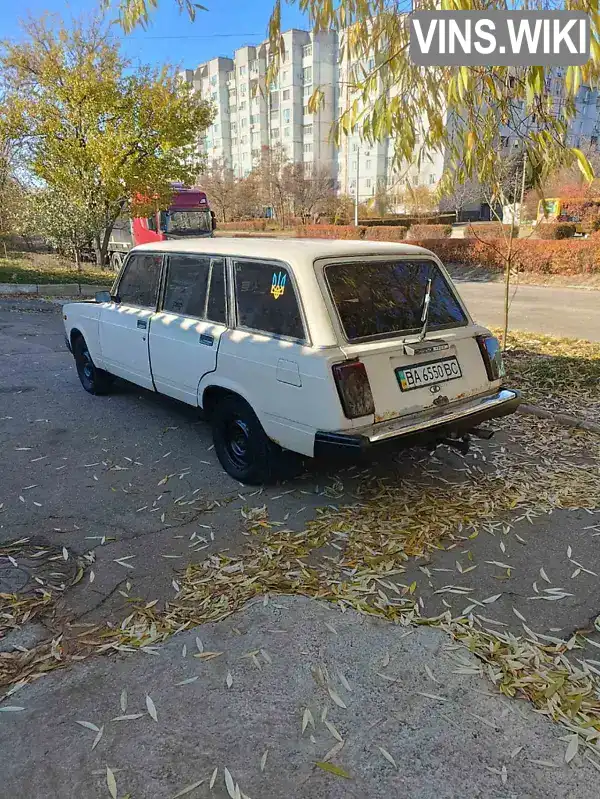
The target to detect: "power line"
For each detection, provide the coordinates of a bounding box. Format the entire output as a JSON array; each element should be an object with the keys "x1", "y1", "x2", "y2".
[{"x1": 121, "y1": 33, "x2": 263, "y2": 40}]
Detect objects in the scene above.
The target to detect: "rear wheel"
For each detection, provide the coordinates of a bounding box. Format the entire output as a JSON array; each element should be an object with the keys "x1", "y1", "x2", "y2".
[
  {"x1": 211, "y1": 395, "x2": 281, "y2": 484},
  {"x1": 73, "y1": 336, "x2": 113, "y2": 395}
]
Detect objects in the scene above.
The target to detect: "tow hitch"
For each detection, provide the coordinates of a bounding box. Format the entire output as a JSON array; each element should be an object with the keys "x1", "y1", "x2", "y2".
[{"x1": 439, "y1": 426, "x2": 494, "y2": 455}]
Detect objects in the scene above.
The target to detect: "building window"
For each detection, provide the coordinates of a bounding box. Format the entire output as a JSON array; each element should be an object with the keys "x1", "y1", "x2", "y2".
[
  {"x1": 250, "y1": 60, "x2": 259, "y2": 72},
  {"x1": 283, "y1": 89, "x2": 290, "y2": 101},
  {"x1": 283, "y1": 108, "x2": 291, "y2": 123},
  {"x1": 352, "y1": 143, "x2": 358, "y2": 151},
  {"x1": 227, "y1": 71, "x2": 234, "y2": 81},
  {"x1": 214, "y1": 124, "x2": 219, "y2": 135},
  {"x1": 252, "y1": 148, "x2": 260, "y2": 158},
  {"x1": 241, "y1": 135, "x2": 248, "y2": 145},
  {"x1": 230, "y1": 105, "x2": 237, "y2": 114},
  {"x1": 366, "y1": 178, "x2": 371, "y2": 188},
  {"x1": 211, "y1": 92, "x2": 217, "y2": 101},
  {"x1": 303, "y1": 124, "x2": 313, "y2": 136},
  {"x1": 303, "y1": 84, "x2": 312, "y2": 97},
  {"x1": 303, "y1": 44, "x2": 313, "y2": 58},
  {"x1": 429, "y1": 174, "x2": 436, "y2": 185},
  {"x1": 350, "y1": 180, "x2": 356, "y2": 189},
  {"x1": 302, "y1": 66, "x2": 312, "y2": 84},
  {"x1": 241, "y1": 118, "x2": 247, "y2": 128},
  {"x1": 231, "y1": 123, "x2": 237, "y2": 133},
  {"x1": 304, "y1": 143, "x2": 312, "y2": 153},
  {"x1": 367, "y1": 57, "x2": 375, "y2": 71},
  {"x1": 365, "y1": 159, "x2": 371, "y2": 169},
  {"x1": 272, "y1": 128, "x2": 280, "y2": 139},
  {"x1": 303, "y1": 105, "x2": 311, "y2": 116},
  {"x1": 304, "y1": 162, "x2": 312, "y2": 176},
  {"x1": 250, "y1": 114, "x2": 258, "y2": 124},
  {"x1": 231, "y1": 137, "x2": 238, "y2": 147},
  {"x1": 210, "y1": 75, "x2": 217, "y2": 86},
  {"x1": 240, "y1": 84, "x2": 247, "y2": 96},
  {"x1": 240, "y1": 101, "x2": 247, "y2": 110},
  {"x1": 252, "y1": 132, "x2": 260, "y2": 144},
  {"x1": 284, "y1": 127, "x2": 290, "y2": 138},
  {"x1": 239, "y1": 65, "x2": 246, "y2": 76},
  {"x1": 283, "y1": 70, "x2": 289, "y2": 83},
  {"x1": 351, "y1": 160, "x2": 356, "y2": 171}
]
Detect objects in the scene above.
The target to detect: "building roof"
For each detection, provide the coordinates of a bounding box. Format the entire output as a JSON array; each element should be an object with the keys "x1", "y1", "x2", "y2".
[{"x1": 133, "y1": 236, "x2": 435, "y2": 264}]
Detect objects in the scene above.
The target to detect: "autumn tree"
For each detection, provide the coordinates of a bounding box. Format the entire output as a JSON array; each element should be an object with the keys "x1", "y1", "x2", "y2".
[
  {"x1": 0, "y1": 15, "x2": 213, "y2": 266},
  {"x1": 282, "y1": 163, "x2": 335, "y2": 223},
  {"x1": 198, "y1": 159, "x2": 240, "y2": 223}
]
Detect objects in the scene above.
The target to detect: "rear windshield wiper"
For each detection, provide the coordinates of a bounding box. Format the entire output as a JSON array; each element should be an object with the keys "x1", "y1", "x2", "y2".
[{"x1": 418, "y1": 278, "x2": 432, "y2": 341}]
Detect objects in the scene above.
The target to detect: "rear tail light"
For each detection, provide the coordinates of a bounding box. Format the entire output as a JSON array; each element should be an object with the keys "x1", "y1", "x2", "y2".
[
  {"x1": 476, "y1": 335, "x2": 506, "y2": 381},
  {"x1": 332, "y1": 359, "x2": 375, "y2": 419}
]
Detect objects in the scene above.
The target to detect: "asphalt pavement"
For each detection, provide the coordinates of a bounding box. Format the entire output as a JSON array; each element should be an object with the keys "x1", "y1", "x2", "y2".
[
  {"x1": 456, "y1": 280, "x2": 600, "y2": 341},
  {"x1": 1, "y1": 298, "x2": 599, "y2": 797}
]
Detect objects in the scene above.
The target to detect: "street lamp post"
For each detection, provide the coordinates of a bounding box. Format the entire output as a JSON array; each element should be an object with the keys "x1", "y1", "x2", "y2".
[{"x1": 354, "y1": 149, "x2": 360, "y2": 226}]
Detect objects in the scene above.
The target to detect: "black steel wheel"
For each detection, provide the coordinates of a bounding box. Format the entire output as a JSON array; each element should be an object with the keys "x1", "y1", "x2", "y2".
[
  {"x1": 211, "y1": 395, "x2": 279, "y2": 484},
  {"x1": 73, "y1": 336, "x2": 113, "y2": 395}
]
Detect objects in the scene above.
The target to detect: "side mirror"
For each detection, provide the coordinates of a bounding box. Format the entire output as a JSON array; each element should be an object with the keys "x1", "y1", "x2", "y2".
[{"x1": 95, "y1": 291, "x2": 112, "y2": 303}]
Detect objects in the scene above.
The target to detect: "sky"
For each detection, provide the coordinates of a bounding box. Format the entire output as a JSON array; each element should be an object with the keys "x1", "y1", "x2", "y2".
[{"x1": 0, "y1": 0, "x2": 309, "y2": 70}]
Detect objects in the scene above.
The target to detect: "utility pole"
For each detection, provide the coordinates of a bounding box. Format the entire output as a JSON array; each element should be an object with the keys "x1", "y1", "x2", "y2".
[{"x1": 354, "y1": 149, "x2": 360, "y2": 226}]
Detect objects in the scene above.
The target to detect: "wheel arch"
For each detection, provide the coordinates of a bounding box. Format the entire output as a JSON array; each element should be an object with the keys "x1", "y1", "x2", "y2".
[{"x1": 201, "y1": 383, "x2": 254, "y2": 420}]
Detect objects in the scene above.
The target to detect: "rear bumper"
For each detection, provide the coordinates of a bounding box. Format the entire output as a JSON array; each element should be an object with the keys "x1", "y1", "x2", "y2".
[{"x1": 314, "y1": 388, "x2": 521, "y2": 456}]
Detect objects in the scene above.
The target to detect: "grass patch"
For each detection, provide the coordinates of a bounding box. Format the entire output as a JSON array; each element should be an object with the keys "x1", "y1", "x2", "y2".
[
  {"x1": 499, "y1": 329, "x2": 600, "y2": 421},
  {"x1": 0, "y1": 254, "x2": 114, "y2": 286}
]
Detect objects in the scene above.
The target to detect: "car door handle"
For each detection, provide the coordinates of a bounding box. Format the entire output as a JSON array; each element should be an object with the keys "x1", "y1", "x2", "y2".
[
  {"x1": 137, "y1": 320, "x2": 147, "y2": 330},
  {"x1": 199, "y1": 334, "x2": 214, "y2": 347}
]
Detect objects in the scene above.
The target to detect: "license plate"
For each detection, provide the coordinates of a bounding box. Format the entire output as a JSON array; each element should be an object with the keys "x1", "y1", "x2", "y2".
[{"x1": 396, "y1": 357, "x2": 462, "y2": 392}]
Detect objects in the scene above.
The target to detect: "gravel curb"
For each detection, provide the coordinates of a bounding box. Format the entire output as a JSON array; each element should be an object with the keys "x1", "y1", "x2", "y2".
[{"x1": 518, "y1": 403, "x2": 600, "y2": 433}]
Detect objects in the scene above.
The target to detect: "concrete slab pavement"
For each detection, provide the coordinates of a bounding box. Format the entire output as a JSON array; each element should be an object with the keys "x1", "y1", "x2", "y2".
[{"x1": 2, "y1": 596, "x2": 598, "y2": 799}]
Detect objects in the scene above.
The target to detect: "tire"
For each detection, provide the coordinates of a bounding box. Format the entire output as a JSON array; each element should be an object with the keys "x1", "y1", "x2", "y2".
[
  {"x1": 110, "y1": 251, "x2": 124, "y2": 272},
  {"x1": 211, "y1": 395, "x2": 281, "y2": 485},
  {"x1": 73, "y1": 336, "x2": 113, "y2": 395}
]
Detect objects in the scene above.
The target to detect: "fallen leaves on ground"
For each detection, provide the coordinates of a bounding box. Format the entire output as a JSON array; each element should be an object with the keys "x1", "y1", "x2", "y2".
[
  {"x1": 498, "y1": 329, "x2": 600, "y2": 422},
  {"x1": 1, "y1": 408, "x2": 600, "y2": 764}
]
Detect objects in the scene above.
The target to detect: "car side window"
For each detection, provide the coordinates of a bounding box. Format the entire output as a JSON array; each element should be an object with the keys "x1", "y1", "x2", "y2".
[
  {"x1": 163, "y1": 254, "x2": 210, "y2": 317},
  {"x1": 206, "y1": 259, "x2": 227, "y2": 323},
  {"x1": 163, "y1": 255, "x2": 226, "y2": 321},
  {"x1": 234, "y1": 259, "x2": 304, "y2": 341},
  {"x1": 118, "y1": 253, "x2": 162, "y2": 308}
]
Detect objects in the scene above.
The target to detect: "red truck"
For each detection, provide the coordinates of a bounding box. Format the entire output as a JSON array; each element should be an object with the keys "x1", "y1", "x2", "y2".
[{"x1": 107, "y1": 185, "x2": 216, "y2": 271}]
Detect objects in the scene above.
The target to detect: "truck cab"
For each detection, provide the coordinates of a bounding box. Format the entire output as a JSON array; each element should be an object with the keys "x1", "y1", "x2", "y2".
[{"x1": 108, "y1": 187, "x2": 216, "y2": 271}]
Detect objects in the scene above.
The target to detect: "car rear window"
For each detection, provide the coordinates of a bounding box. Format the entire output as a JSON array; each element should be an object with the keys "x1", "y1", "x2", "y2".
[{"x1": 324, "y1": 259, "x2": 467, "y2": 342}]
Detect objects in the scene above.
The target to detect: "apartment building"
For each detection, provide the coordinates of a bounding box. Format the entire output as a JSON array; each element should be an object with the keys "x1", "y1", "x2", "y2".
[
  {"x1": 183, "y1": 37, "x2": 600, "y2": 210},
  {"x1": 181, "y1": 29, "x2": 337, "y2": 180}
]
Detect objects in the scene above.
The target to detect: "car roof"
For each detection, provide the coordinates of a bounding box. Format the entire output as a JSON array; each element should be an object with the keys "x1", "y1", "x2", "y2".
[{"x1": 132, "y1": 236, "x2": 435, "y2": 264}]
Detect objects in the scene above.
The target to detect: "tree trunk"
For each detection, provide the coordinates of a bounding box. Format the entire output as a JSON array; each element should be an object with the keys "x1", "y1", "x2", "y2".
[{"x1": 93, "y1": 234, "x2": 103, "y2": 268}]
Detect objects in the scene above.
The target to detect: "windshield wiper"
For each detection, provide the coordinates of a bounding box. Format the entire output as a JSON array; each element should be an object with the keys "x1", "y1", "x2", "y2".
[{"x1": 418, "y1": 278, "x2": 432, "y2": 341}]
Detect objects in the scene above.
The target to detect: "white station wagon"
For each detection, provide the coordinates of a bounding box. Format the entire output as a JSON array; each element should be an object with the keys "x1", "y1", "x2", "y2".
[{"x1": 63, "y1": 238, "x2": 520, "y2": 483}]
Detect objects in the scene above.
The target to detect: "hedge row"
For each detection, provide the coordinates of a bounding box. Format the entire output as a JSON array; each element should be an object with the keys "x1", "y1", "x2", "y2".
[
  {"x1": 407, "y1": 224, "x2": 452, "y2": 239},
  {"x1": 411, "y1": 237, "x2": 600, "y2": 275},
  {"x1": 295, "y1": 223, "x2": 454, "y2": 240},
  {"x1": 532, "y1": 223, "x2": 576, "y2": 240},
  {"x1": 464, "y1": 223, "x2": 519, "y2": 239}
]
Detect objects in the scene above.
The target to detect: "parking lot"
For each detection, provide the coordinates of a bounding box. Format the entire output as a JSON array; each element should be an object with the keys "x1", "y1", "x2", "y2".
[{"x1": 2, "y1": 297, "x2": 600, "y2": 797}]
